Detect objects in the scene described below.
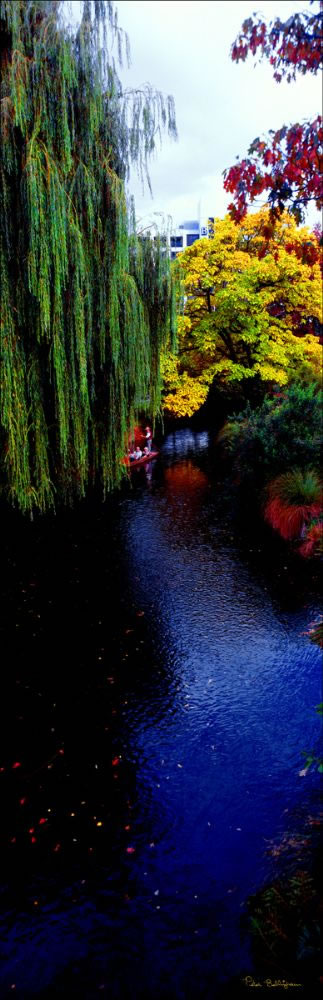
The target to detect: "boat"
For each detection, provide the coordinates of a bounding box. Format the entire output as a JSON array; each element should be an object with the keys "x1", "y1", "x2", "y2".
[{"x1": 126, "y1": 450, "x2": 159, "y2": 468}]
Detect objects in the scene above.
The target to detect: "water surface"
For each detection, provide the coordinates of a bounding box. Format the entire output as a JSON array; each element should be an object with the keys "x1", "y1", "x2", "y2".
[{"x1": 0, "y1": 430, "x2": 321, "y2": 997}]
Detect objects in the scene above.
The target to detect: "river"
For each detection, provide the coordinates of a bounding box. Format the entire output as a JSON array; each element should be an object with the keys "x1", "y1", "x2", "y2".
[{"x1": 0, "y1": 429, "x2": 321, "y2": 997}]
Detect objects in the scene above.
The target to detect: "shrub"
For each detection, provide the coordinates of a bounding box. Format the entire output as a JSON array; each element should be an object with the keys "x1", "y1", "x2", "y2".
[{"x1": 218, "y1": 381, "x2": 322, "y2": 484}]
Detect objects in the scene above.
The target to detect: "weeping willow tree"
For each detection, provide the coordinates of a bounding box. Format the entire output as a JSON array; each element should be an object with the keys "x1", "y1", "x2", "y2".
[{"x1": 0, "y1": 0, "x2": 177, "y2": 513}]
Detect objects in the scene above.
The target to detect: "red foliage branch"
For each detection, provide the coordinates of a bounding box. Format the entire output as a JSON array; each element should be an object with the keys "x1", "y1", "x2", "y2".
[
  {"x1": 225, "y1": 2, "x2": 323, "y2": 223},
  {"x1": 231, "y1": 4, "x2": 323, "y2": 82},
  {"x1": 224, "y1": 118, "x2": 323, "y2": 224}
]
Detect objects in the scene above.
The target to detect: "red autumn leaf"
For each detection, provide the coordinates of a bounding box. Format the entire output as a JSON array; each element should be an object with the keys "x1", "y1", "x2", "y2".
[{"x1": 226, "y1": 4, "x2": 322, "y2": 221}]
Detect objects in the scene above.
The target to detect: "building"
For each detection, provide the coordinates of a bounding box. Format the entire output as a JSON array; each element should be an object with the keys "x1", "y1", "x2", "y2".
[{"x1": 169, "y1": 218, "x2": 214, "y2": 260}]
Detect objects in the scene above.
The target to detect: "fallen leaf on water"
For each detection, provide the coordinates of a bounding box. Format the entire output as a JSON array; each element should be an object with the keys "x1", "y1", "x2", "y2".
[
  {"x1": 126, "y1": 846, "x2": 135, "y2": 854},
  {"x1": 298, "y1": 768, "x2": 308, "y2": 777},
  {"x1": 112, "y1": 757, "x2": 119, "y2": 767},
  {"x1": 12, "y1": 762, "x2": 21, "y2": 769}
]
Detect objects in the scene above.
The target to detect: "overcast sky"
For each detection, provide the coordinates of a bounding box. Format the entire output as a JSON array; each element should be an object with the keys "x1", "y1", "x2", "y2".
[{"x1": 69, "y1": 1, "x2": 322, "y2": 230}]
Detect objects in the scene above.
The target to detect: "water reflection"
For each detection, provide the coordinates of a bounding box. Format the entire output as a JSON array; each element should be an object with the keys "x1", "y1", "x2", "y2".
[
  {"x1": 162, "y1": 430, "x2": 210, "y2": 456},
  {"x1": 0, "y1": 430, "x2": 321, "y2": 997}
]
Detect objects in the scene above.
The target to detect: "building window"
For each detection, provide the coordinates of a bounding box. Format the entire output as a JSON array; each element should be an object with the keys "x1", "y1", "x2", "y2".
[
  {"x1": 170, "y1": 251, "x2": 177, "y2": 260},
  {"x1": 186, "y1": 234, "x2": 199, "y2": 246},
  {"x1": 170, "y1": 236, "x2": 183, "y2": 248}
]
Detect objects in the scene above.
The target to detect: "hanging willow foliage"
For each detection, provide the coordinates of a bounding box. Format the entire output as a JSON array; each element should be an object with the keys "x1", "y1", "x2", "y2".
[{"x1": 0, "y1": 0, "x2": 177, "y2": 513}]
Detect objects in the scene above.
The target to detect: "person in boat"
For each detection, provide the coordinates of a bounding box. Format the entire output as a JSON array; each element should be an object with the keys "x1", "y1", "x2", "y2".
[
  {"x1": 134, "y1": 446, "x2": 143, "y2": 460},
  {"x1": 145, "y1": 425, "x2": 152, "y2": 452}
]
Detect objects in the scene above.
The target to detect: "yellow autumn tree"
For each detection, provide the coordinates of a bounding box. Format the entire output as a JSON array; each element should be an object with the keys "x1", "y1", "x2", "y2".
[{"x1": 162, "y1": 210, "x2": 322, "y2": 418}]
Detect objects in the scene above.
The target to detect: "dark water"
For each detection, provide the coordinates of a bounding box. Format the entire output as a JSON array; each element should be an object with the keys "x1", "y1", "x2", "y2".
[{"x1": 0, "y1": 430, "x2": 321, "y2": 998}]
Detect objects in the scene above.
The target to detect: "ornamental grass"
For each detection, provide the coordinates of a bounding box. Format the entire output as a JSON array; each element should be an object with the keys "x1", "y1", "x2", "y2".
[{"x1": 264, "y1": 468, "x2": 322, "y2": 541}]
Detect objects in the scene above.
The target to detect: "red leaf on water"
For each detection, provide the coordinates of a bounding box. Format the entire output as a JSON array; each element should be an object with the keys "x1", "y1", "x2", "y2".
[
  {"x1": 12, "y1": 762, "x2": 21, "y2": 769},
  {"x1": 112, "y1": 757, "x2": 119, "y2": 766},
  {"x1": 31, "y1": 836, "x2": 37, "y2": 844},
  {"x1": 29, "y1": 828, "x2": 35, "y2": 834},
  {"x1": 39, "y1": 818, "x2": 47, "y2": 825},
  {"x1": 126, "y1": 846, "x2": 136, "y2": 854},
  {"x1": 19, "y1": 798, "x2": 27, "y2": 805}
]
